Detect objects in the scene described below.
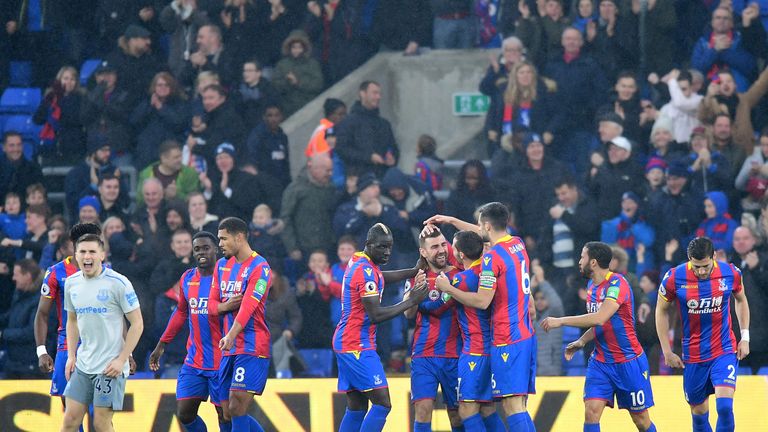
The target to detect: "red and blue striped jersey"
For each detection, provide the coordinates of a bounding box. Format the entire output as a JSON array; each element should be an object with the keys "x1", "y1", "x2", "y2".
[
  {"x1": 479, "y1": 235, "x2": 534, "y2": 345},
  {"x1": 586, "y1": 272, "x2": 644, "y2": 363},
  {"x1": 410, "y1": 267, "x2": 461, "y2": 358},
  {"x1": 332, "y1": 252, "x2": 385, "y2": 353},
  {"x1": 659, "y1": 261, "x2": 742, "y2": 363},
  {"x1": 454, "y1": 260, "x2": 492, "y2": 355},
  {"x1": 209, "y1": 252, "x2": 272, "y2": 358},
  {"x1": 160, "y1": 268, "x2": 222, "y2": 370},
  {"x1": 41, "y1": 257, "x2": 79, "y2": 351}
]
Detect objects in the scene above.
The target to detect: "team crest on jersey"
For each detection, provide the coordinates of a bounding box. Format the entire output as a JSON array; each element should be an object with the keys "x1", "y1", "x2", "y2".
[
  {"x1": 241, "y1": 268, "x2": 249, "y2": 279},
  {"x1": 468, "y1": 361, "x2": 477, "y2": 371},
  {"x1": 373, "y1": 375, "x2": 382, "y2": 385},
  {"x1": 364, "y1": 268, "x2": 372, "y2": 277},
  {"x1": 365, "y1": 281, "x2": 377, "y2": 293},
  {"x1": 41, "y1": 283, "x2": 50, "y2": 296},
  {"x1": 428, "y1": 289, "x2": 440, "y2": 301},
  {"x1": 719, "y1": 279, "x2": 728, "y2": 291},
  {"x1": 96, "y1": 289, "x2": 109, "y2": 302},
  {"x1": 501, "y1": 352, "x2": 509, "y2": 363}
]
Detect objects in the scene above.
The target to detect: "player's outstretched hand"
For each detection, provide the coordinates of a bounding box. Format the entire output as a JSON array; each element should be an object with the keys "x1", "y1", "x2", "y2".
[
  {"x1": 38, "y1": 353, "x2": 54, "y2": 373},
  {"x1": 435, "y1": 272, "x2": 451, "y2": 292},
  {"x1": 419, "y1": 223, "x2": 440, "y2": 239},
  {"x1": 414, "y1": 269, "x2": 426, "y2": 287},
  {"x1": 663, "y1": 351, "x2": 685, "y2": 369},
  {"x1": 540, "y1": 317, "x2": 562, "y2": 332},
  {"x1": 410, "y1": 279, "x2": 429, "y2": 302},
  {"x1": 65, "y1": 355, "x2": 76, "y2": 381},
  {"x1": 564, "y1": 339, "x2": 585, "y2": 361},
  {"x1": 423, "y1": 215, "x2": 455, "y2": 228},
  {"x1": 103, "y1": 357, "x2": 124, "y2": 378},
  {"x1": 148, "y1": 346, "x2": 164, "y2": 371},
  {"x1": 737, "y1": 340, "x2": 750, "y2": 360},
  {"x1": 219, "y1": 334, "x2": 234, "y2": 351}
]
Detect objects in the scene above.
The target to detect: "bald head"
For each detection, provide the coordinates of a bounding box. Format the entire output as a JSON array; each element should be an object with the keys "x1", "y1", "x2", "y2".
[
  {"x1": 142, "y1": 177, "x2": 164, "y2": 209},
  {"x1": 733, "y1": 226, "x2": 756, "y2": 256},
  {"x1": 308, "y1": 153, "x2": 333, "y2": 185}
]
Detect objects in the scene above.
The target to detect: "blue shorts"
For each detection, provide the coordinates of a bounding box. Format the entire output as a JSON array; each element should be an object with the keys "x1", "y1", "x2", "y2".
[
  {"x1": 411, "y1": 357, "x2": 459, "y2": 409},
  {"x1": 51, "y1": 350, "x2": 68, "y2": 396},
  {"x1": 177, "y1": 364, "x2": 221, "y2": 405},
  {"x1": 458, "y1": 354, "x2": 492, "y2": 403},
  {"x1": 584, "y1": 353, "x2": 654, "y2": 412},
  {"x1": 683, "y1": 353, "x2": 738, "y2": 406},
  {"x1": 218, "y1": 355, "x2": 269, "y2": 401},
  {"x1": 491, "y1": 337, "x2": 536, "y2": 398},
  {"x1": 336, "y1": 350, "x2": 388, "y2": 393}
]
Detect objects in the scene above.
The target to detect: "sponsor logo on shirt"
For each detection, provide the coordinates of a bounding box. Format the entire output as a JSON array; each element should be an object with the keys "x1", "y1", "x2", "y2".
[
  {"x1": 686, "y1": 296, "x2": 723, "y2": 314},
  {"x1": 188, "y1": 297, "x2": 209, "y2": 315},
  {"x1": 75, "y1": 306, "x2": 108, "y2": 314}
]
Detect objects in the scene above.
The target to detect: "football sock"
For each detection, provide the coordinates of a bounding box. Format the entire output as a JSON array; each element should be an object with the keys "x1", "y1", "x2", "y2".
[
  {"x1": 715, "y1": 398, "x2": 734, "y2": 432},
  {"x1": 218, "y1": 422, "x2": 232, "y2": 432},
  {"x1": 463, "y1": 413, "x2": 486, "y2": 432},
  {"x1": 692, "y1": 412, "x2": 713, "y2": 432},
  {"x1": 646, "y1": 422, "x2": 657, "y2": 432},
  {"x1": 249, "y1": 416, "x2": 265, "y2": 432},
  {"x1": 525, "y1": 412, "x2": 535, "y2": 431},
  {"x1": 360, "y1": 404, "x2": 390, "y2": 432},
  {"x1": 182, "y1": 415, "x2": 207, "y2": 432},
  {"x1": 482, "y1": 412, "x2": 506, "y2": 432},
  {"x1": 507, "y1": 413, "x2": 528, "y2": 431},
  {"x1": 583, "y1": 424, "x2": 600, "y2": 432},
  {"x1": 414, "y1": 421, "x2": 431, "y2": 432},
  {"x1": 452, "y1": 425, "x2": 466, "y2": 432},
  {"x1": 339, "y1": 408, "x2": 366, "y2": 432}
]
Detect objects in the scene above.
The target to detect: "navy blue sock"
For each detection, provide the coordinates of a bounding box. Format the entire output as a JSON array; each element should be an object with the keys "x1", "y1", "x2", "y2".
[
  {"x1": 248, "y1": 416, "x2": 264, "y2": 432},
  {"x1": 483, "y1": 412, "x2": 506, "y2": 432},
  {"x1": 452, "y1": 425, "x2": 466, "y2": 432},
  {"x1": 646, "y1": 422, "x2": 657, "y2": 432},
  {"x1": 339, "y1": 408, "x2": 366, "y2": 432},
  {"x1": 715, "y1": 398, "x2": 734, "y2": 432},
  {"x1": 583, "y1": 424, "x2": 600, "y2": 432},
  {"x1": 231, "y1": 415, "x2": 249, "y2": 432},
  {"x1": 414, "y1": 421, "x2": 431, "y2": 432},
  {"x1": 463, "y1": 413, "x2": 486, "y2": 432},
  {"x1": 219, "y1": 422, "x2": 232, "y2": 432},
  {"x1": 507, "y1": 413, "x2": 528, "y2": 431},
  {"x1": 693, "y1": 412, "x2": 713, "y2": 432},
  {"x1": 360, "y1": 404, "x2": 390, "y2": 432},
  {"x1": 525, "y1": 412, "x2": 535, "y2": 431},
  {"x1": 182, "y1": 415, "x2": 208, "y2": 432}
]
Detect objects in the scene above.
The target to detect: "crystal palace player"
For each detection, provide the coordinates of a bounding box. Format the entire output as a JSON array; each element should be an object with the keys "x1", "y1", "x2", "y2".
[
  {"x1": 149, "y1": 232, "x2": 229, "y2": 432},
  {"x1": 333, "y1": 223, "x2": 429, "y2": 432},
  {"x1": 403, "y1": 227, "x2": 462, "y2": 432},
  {"x1": 656, "y1": 237, "x2": 750, "y2": 432},
  {"x1": 436, "y1": 230, "x2": 506, "y2": 432},
  {"x1": 427, "y1": 202, "x2": 536, "y2": 431},
  {"x1": 542, "y1": 242, "x2": 657, "y2": 432},
  {"x1": 210, "y1": 217, "x2": 273, "y2": 432}
]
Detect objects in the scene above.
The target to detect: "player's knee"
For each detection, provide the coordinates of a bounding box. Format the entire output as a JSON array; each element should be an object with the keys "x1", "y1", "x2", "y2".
[
  {"x1": 176, "y1": 407, "x2": 197, "y2": 425},
  {"x1": 447, "y1": 409, "x2": 463, "y2": 427},
  {"x1": 629, "y1": 411, "x2": 650, "y2": 430},
  {"x1": 92, "y1": 414, "x2": 113, "y2": 432},
  {"x1": 584, "y1": 405, "x2": 602, "y2": 423},
  {"x1": 414, "y1": 399, "x2": 433, "y2": 421}
]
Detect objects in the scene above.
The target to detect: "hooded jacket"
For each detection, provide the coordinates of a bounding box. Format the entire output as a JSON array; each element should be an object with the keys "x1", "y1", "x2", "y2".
[
  {"x1": 272, "y1": 31, "x2": 324, "y2": 116},
  {"x1": 380, "y1": 167, "x2": 436, "y2": 244},
  {"x1": 696, "y1": 191, "x2": 738, "y2": 253},
  {"x1": 280, "y1": 167, "x2": 339, "y2": 256}
]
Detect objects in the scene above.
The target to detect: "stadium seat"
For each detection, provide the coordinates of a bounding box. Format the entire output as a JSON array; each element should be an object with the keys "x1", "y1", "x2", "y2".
[
  {"x1": 566, "y1": 367, "x2": 588, "y2": 376},
  {"x1": 738, "y1": 366, "x2": 752, "y2": 376},
  {"x1": 9, "y1": 61, "x2": 32, "y2": 87},
  {"x1": 130, "y1": 371, "x2": 155, "y2": 380},
  {"x1": 3, "y1": 114, "x2": 42, "y2": 141},
  {"x1": 298, "y1": 349, "x2": 334, "y2": 377},
  {"x1": 758, "y1": 367, "x2": 768, "y2": 376},
  {"x1": 0, "y1": 87, "x2": 42, "y2": 114},
  {"x1": 80, "y1": 59, "x2": 102, "y2": 86},
  {"x1": 562, "y1": 326, "x2": 581, "y2": 341}
]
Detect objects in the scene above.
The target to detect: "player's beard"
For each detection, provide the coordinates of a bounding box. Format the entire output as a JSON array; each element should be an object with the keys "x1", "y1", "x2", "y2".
[
  {"x1": 580, "y1": 265, "x2": 592, "y2": 280},
  {"x1": 429, "y1": 252, "x2": 447, "y2": 270}
]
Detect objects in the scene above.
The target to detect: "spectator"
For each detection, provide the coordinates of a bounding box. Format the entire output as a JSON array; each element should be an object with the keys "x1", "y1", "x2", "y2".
[
  {"x1": 657, "y1": 69, "x2": 703, "y2": 144},
  {"x1": 636, "y1": 270, "x2": 660, "y2": 372},
  {"x1": 272, "y1": 30, "x2": 324, "y2": 117},
  {"x1": 1, "y1": 204, "x2": 49, "y2": 262},
  {"x1": 544, "y1": 27, "x2": 609, "y2": 175},
  {"x1": 696, "y1": 191, "x2": 738, "y2": 255},
  {"x1": 0, "y1": 132, "x2": 44, "y2": 204},
  {"x1": 643, "y1": 157, "x2": 668, "y2": 196},
  {"x1": 201, "y1": 143, "x2": 262, "y2": 221},
  {"x1": 516, "y1": 0, "x2": 571, "y2": 68},
  {"x1": 597, "y1": 72, "x2": 645, "y2": 148},
  {"x1": 105, "y1": 24, "x2": 164, "y2": 110},
  {"x1": 165, "y1": 199, "x2": 192, "y2": 234},
  {"x1": 381, "y1": 166, "x2": 436, "y2": 243},
  {"x1": 137, "y1": 140, "x2": 201, "y2": 206},
  {"x1": 218, "y1": 0, "x2": 265, "y2": 68},
  {"x1": 25, "y1": 183, "x2": 46, "y2": 208},
  {"x1": 684, "y1": 126, "x2": 733, "y2": 195},
  {"x1": 148, "y1": 228, "x2": 195, "y2": 315},
  {"x1": 187, "y1": 191, "x2": 219, "y2": 234},
  {"x1": 445, "y1": 160, "x2": 495, "y2": 237},
  {"x1": 79, "y1": 61, "x2": 134, "y2": 167},
  {"x1": 245, "y1": 104, "x2": 291, "y2": 189},
  {"x1": 234, "y1": 59, "x2": 280, "y2": 129},
  {"x1": 327, "y1": 237, "x2": 356, "y2": 325},
  {"x1": 77, "y1": 196, "x2": 101, "y2": 225},
  {"x1": 259, "y1": 0, "x2": 301, "y2": 66},
  {"x1": 710, "y1": 114, "x2": 747, "y2": 181},
  {"x1": 735, "y1": 128, "x2": 768, "y2": 212},
  {"x1": 248, "y1": 204, "x2": 286, "y2": 266},
  {"x1": 0, "y1": 193, "x2": 26, "y2": 244},
  {"x1": 265, "y1": 269, "x2": 303, "y2": 377},
  {"x1": 570, "y1": 0, "x2": 598, "y2": 36},
  {"x1": 335, "y1": 81, "x2": 399, "y2": 177},
  {"x1": 0, "y1": 259, "x2": 45, "y2": 378},
  {"x1": 595, "y1": 111, "x2": 624, "y2": 154},
  {"x1": 729, "y1": 226, "x2": 768, "y2": 373},
  {"x1": 3, "y1": 0, "x2": 64, "y2": 86},
  {"x1": 693, "y1": 7, "x2": 757, "y2": 93},
  {"x1": 600, "y1": 192, "x2": 656, "y2": 274},
  {"x1": 33, "y1": 66, "x2": 86, "y2": 162},
  {"x1": 413, "y1": 134, "x2": 444, "y2": 193},
  {"x1": 531, "y1": 261, "x2": 564, "y2": 376},
  {"x1": 480, "y1": 36, "x2": 526, "y2": 147},
  {"x1": 96, "y1": 173, "x2": 131, "y2": 223},
  {"x1": 307, "y1": 249, "x2": 342, "y2": 326},
  {"x1": 187, "y1": 84, "x2": 247, "y2": 165},
  {"x1": 305, "y1": 98, "x2": 347, "y2": 189},
  {"x1": 159, "y1": 0, "x2": 210, "y2": 81},
  {"x1": 101, "y1": 216, "x2": 126, "y2": 263},
  {"x1": 631, "y1": 0, "x2": 677, "y2": 75},
  {"x1": 130, "y1": 72, "x2": 190, "y2": 169},
  {"x1": 131, "y1": 177, "x2": 168, "y2": 263},
  {"x1": 182, "y1": 24, "x2": 237, "y2": 87},
  {"x1": 305, "y1": 0, "x2": 361, "y2": 86},
  {"x1": 430, "y1": 0, "x2": 475, "y2": 49},
  {"x1": 647, "y1": 117, "x2": 686, "y2": 163},
  {"x1": 280, "y1": 153, "x2": 337, "y2": 261},
  {"x1": 587, "y1": 136, "x2": 645, "y2": 221},
  {"x1": 584, "y1": 0, "x2": 637, "y2": 82}
]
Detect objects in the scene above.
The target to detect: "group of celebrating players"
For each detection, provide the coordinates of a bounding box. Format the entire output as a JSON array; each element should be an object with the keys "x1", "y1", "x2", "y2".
[{"x1": 31, "y1": 200, "x2": 751, "y2": 432}]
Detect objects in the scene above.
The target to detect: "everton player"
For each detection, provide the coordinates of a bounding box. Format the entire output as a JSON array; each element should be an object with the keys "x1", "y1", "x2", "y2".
[
  {"x1": 404, "y1": 227, "x2": 462, "y2": 432},
  {"x1": 656, "y1": 237, "x2": 750, "y2": 432},
  {"x1": 427, "y1": 202, "x2": 536, "y2": 431},
  {"x1": 149, "y1": 231, "x2": 231, "y2": 432},
  {"x1": 210, "y1": 217, "x2": 272, "y2": 432},
  {"x1": 436, "y1": 230, "x2": 506, "y2": 432},
  {"x1": 333, "y1": 223, "x2": 429, "y2": 432},
  {"x1": 541, "y1": 242, "x2": 657, "y2": 432}
]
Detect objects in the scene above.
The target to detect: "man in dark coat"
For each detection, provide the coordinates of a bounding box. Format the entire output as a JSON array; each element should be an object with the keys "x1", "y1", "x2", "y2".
[
  {"x1": 0, "y1": 132, "x2": 43, "y2": 203},
  {"x1": 188, "y1": 84, "x2": 247, "y2": 166},
  {"x1": 104, "y1": 24, "x2": 165, "y2": 110},
  {"x1": 587, "y1": 136, "x2": 645, "y2": 221},
  {"x1": 201, "y1": 143, "x2": 263, "y2": 221}
]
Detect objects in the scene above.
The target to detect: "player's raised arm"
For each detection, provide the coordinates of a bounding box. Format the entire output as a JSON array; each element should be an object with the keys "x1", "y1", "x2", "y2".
[
  {"x1": 542, "y1": 300, "x2": 620, "y2": 331},
  {"x1": 423, "y1": 215, "x2": 480, "y2": 235},
  {"x1": 363, "y1": 279, "x2": 429, "y2": 324},
  {"x1": 434, "y1": 271, "x2": 494, "y2": 309}
]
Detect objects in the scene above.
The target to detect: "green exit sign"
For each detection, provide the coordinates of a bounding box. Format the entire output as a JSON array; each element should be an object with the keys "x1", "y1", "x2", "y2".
[{"x1": 453, "y1": 92, "x2": 490, "y2": 116}]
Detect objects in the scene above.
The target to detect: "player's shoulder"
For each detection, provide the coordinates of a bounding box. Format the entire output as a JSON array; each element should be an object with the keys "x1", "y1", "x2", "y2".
[
  {"x1": 103, "y1": 268, "x2": 131, "y2": 287},
  {"x1": 608, "y1": 272, "x2": 630, "y2": 287},
  {"x1": 719, "y1": 261, "x2": 741, "y2": 275},
  {"x1": 216, "y1": 256, "x2": 231, "y2": 270}
]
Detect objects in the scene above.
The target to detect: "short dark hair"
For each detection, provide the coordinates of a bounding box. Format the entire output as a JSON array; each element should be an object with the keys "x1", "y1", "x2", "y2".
[
  {"x1": 309, "y1": 249, "x2": 328, "y2": 259},
  {"x1": 244, "y1": 58, "x2": 261, "y2": 70},
  {"x1": 159, "y1": 139, "x2": 181, "y2": 156},
  {"x1": 359, "y1": 80, "x2": 379, "y2": 92},
  {"x1": 366, "y1": 223, "x2": 392, "y2": 243},
  {"x1": 419, "y1": 227, "x2": 443, "y2": 247},
  {"x1": 218, "y1": 217, "x2": 248, "y2": 236},
  {"x1": 69, "y1": 223, "x2": 102, "y2": 243},
  {"x1": 3, "y1": 131, "x2": 22, "y2": 143},
  {"x1": 56, "y1": 233, "x2": 72, "y2": 252},
  {"x1": 202, "y1": 83, "x2": 226, "y2": 97},
  {"x1": 454, "y1": 230, "x2": 484, "y2": 261},
  {"x1": 584, "y1": 241, "x2": 613, "y2": 269},
  {"x1": 687, "y1": 237, "x2": 715, "y2": 260},
  {"x1": 172, "y1": 228, "x2": 193, "y2": 239},
  {"x1": 15, "y1": 258, "x2": 41, "y2": 279},
  {"x1": 417, "y1": 134, "x2": 437, "y2": 156},
  {"x1": 323, "y1": 98, "x2": 346, "y2": 117},
  {"x1": 26, "y1": 204, "x2": 50, "y2": 220},
  {"x1": 678, "y1": 70, "x2": 693, "y2": 83},
  {"x1": 263, "y1": 103, "x2": 283, "y2": 114},
  {"x1": 75, "y1": 233, "x2": 104, "y2": 249},
  {"x1": 193, "y1": 230, "x2": 218, "y2": 245},
  {"x1": 98, "y1": 172, "x2": 121, "y2": 186},
  {"x1": 555, "y1": 176, "x2": 578, "y2": 190},
  {"x1": 478, "y1": 202, "x2": 510, "y2": 231},
  {"x1": 338, "y1": 235, "x2": 358, "y2": 249},
  {"x1": 616, "y1": 70, "x2": 637, "y2": 83},
  {"x1": 26, "y1": 183, "x2": 46, "y2": 197}
]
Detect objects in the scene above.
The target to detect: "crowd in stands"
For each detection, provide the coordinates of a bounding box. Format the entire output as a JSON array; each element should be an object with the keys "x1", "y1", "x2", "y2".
[{"x1": 1, "y1": 0, "x2": 768, "y2": 379}]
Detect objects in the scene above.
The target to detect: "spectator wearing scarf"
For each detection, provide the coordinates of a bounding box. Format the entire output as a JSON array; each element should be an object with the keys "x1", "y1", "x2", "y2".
[
  {"x1": 696, "y1": 191, "x2": 739, "y2": 253},
  {"x1": 601, "y1": 191, "x2": 655, "y2": 274}
]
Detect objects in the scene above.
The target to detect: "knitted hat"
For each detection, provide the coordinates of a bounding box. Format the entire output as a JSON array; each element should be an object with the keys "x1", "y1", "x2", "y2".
[
  {"x1": 215, "y1": 142, "x2": 236, "y2": 158},
  {"x1": 645, "y1": 157, "x2": 668, "y2": 173},
  {"x1": 78, "y1": 196, "x2": 101, "y2": 214}
]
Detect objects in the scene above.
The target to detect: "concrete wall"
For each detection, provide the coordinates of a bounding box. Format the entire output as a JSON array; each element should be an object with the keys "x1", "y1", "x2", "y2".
[{"x1": 283, "y1": 49, "x2": 492, "y2": 177}]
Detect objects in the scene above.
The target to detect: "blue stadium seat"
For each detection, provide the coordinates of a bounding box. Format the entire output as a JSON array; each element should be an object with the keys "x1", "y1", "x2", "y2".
[
  {"x1": 566, "y1": 367, "x2": 587, "y2": 376},
  {"x1": 562, "y1": 326, "x2": 581, "y2": 341},
  {"x1": 80, "y1": 59, "x2": 102, "y2": 86},
  {"x1": 0, "y1": 87, "x2": 42, "y2": 114},
  {"x1": 130, "y1": 371, "x2": 155, "y2": 380},
  {"x1": 9, "y1": 61, "x2": 32, "y2": 87},
  {"x1": 3, "y1": 114, "x2": 42, "y2": 141},
  {"x1": 298, "y1": 349, "x2": 334, "y2": 377},
  {"x1": 738, "y1": 366, "x2": 752, "y2": 376},
  {"x1": 758, "y1": 367, "x2": 768, "y2": 376}
]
